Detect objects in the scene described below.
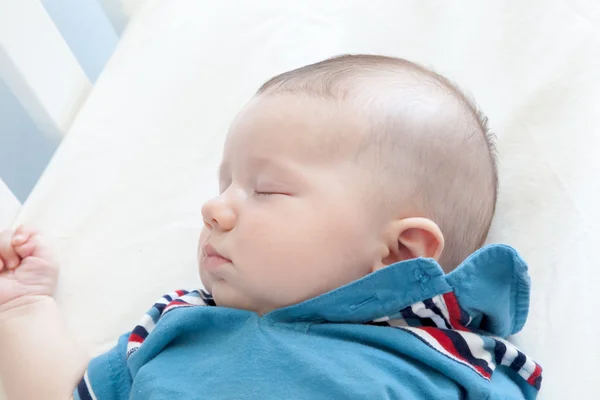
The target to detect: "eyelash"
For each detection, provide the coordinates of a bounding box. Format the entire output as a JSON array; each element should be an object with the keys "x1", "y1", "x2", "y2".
[{"x1": 253, "y1": 191, "x2": 276, "y2": 197}]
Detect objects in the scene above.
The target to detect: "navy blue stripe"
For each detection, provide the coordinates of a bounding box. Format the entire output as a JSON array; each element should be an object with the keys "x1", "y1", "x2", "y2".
[
  {"x1": 131, "y1": 324, "x2": 149, "y2": 339},
  {"x1": 76, "y1": 378, "x2": 94, "y2": 400},
  {"x1": 423, "y1": 299, "x2": 452, "y2": 329},
  {"x1": 365, "y1": 320, "x2": 389, "y2": 327},
  {"x1": 400, "y1": 307, "x2": 437, "y2": 327},
  {"x1": 533, "y1": 375, "x2": 542, "y2": 390},
  {"x1": 509, "y1": 350, "x2": 527, "y2": 372},
  {"x1": 458, "y1": 305, "x2": 470, "y2": 326},
  {"x1": 154, "y1": 302, "x2": 166, "y2": 314},
  {"x1": 444, "y1": 330, "x2": 494, "y2": 376},
  {"x1": 399, "y1": 307, "x2": 414, "y2": 319},
  {"x1": 200, "y1": 290, "x2": 216, "y2": 306},
  {"x1": 163, "y1": 294, "x2": 173, "y2": 302},
  {"x1": 204, "y1": 298, "x2": 216, "y2": 306},
  {"x1": 493, "y1": 339, "x2": 507, "y2": 365}
]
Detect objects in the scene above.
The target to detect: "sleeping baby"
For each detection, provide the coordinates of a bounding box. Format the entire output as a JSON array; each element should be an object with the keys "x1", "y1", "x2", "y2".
[{"x1": 0, "y1": 54, "x2": 542, "y2": 399}]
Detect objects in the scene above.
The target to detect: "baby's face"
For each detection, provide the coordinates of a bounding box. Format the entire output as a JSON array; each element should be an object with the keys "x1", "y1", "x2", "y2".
[{"x1": 198, "y1": 94, "x2": 387, "y2": 314}]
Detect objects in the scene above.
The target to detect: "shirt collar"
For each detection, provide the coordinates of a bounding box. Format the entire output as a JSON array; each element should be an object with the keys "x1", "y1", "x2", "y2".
[
  {"x1": 264, "y1": 244, "x2": 531, "y2": 338},
  {"x1": 265, "y1": 256, "x2": 451, "y2": 324}
]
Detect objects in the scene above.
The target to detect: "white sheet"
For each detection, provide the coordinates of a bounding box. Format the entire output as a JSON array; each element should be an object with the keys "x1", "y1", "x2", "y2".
[{"x1": 8, "y1": 1, "x2": 600, "y2": 398}]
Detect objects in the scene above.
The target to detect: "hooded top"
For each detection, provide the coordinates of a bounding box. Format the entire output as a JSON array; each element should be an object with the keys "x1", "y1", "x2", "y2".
[{"x1": 74, "y1": 244, "x2": 542, "y2": 400}]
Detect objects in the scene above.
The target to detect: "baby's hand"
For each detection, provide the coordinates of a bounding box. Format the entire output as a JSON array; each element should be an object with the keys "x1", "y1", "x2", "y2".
[{"x1": 0, "y1": 226, "x2": 58, "y2": 307}]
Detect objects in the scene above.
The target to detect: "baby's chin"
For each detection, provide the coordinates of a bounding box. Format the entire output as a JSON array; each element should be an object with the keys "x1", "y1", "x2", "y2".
[
  {"x1": 209, "y1": 282, "x2": 255, "y2": 311},
  {"x1": 207, "y1": 280, "x2": 284, "y2": 315},
  {"x1": 198, "y1": 265, "x2": 214, "y2": 293}
]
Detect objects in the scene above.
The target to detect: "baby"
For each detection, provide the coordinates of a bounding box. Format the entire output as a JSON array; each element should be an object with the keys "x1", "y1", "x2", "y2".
[{"x1": 0, "y1": 55, "x2": 542, "y2": 399}]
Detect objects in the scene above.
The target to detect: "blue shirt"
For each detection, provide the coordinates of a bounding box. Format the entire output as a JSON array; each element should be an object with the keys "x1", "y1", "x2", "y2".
[{"x1": 74, "y1": 244, "x2": 542, "y2": 399}]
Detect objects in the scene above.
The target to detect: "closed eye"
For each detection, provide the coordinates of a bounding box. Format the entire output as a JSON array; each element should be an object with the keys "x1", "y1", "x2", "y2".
[{"x1": 253, "y1": 191, "x2": 288, "y2": 197}]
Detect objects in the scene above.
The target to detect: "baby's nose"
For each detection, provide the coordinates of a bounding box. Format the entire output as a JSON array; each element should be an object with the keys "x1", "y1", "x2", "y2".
[{"x1": 201, "y1": 196, "x2": 236, "y2": 232}]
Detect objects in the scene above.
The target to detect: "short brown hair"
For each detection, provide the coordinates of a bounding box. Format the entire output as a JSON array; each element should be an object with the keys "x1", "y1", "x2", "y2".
[{"x1": 258, "y1": 54, "x2": 497, "y2": 270}]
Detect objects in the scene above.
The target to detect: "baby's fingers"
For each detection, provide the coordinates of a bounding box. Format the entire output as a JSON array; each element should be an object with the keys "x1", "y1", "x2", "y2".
[
  {"x1": 13, "y1": 234, "x2": 38, "y2": 259},
  {"x1": 0, "y1": 230, "x2": 20, "y2": 271},
  {"x1": 12, "y1": 225, "x2": 50, "y2": 256},
  {"x1": 14, "y1": 233, "x2": 56, "y2": 266},
  {"x1": 12, "y1": 225, "x2": 36, "y2": 245}
]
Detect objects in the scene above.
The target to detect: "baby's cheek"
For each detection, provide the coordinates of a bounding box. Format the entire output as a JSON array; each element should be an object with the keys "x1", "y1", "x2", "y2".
[
  {"x1": 238, "y1": 214, "x2": 283, "y2": 248},
  {"x1": 236, "y1": 221, "x2": 300, "y2": 274},
  {"x1": 321, "y1": 208, "x2": 374, "y2": 259}
]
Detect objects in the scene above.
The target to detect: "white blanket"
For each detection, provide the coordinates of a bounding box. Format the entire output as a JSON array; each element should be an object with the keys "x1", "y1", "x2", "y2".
[{"x1": 9, "y1": 1, "x2": 600, "y2": 398}]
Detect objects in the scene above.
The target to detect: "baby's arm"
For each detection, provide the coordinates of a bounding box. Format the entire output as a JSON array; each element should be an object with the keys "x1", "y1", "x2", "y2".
[{"x1": 0, "y1": 227, "x2": 87, "y2": 400}]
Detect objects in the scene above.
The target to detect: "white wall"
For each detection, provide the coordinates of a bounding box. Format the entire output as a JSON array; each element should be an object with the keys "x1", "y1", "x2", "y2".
[
  {"x1": 42, "y1": 0, "x2": 119, "y2": 82},
  {"x1": 0, "y1": 78, "x2": 60, "y2": 201},
  {"x1": 0, "y1": 0, "x2": 91, "y2": 140},
  {"x1": 0, "y1": 177, "x2": 20, "y2": 229},
  {"x1": 0, "y1": 0, "x2": 131, "y2": 201},
  {"x1": 96, "y1": 0, "x2": 150, "y2": 35}
]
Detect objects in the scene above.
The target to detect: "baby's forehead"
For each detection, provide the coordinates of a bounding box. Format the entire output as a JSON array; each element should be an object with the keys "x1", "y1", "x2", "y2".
[{"x1": 225, "y1": 94, "x2": 372, "y2": 163}]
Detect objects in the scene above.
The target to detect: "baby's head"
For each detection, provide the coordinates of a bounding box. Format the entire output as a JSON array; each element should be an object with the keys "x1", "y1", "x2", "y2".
[{"x1": 199, "y1": 55, "x2": 497, "y2": 314}]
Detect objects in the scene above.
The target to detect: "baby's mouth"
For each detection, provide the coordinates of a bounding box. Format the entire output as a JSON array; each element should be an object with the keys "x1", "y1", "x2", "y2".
[{"x1": 201, "y1": 243, "x2": 232, "y2": 271}]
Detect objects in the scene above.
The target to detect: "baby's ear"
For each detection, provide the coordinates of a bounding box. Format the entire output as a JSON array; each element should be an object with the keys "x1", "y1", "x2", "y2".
[{"x1": 378, "y1": 218, "x2": 444, "y2": 269}]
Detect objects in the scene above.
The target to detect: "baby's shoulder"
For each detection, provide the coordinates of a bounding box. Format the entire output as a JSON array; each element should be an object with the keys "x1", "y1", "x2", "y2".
[{"x1": 126, "y1": 289, "x2": 215, "y2": 358}]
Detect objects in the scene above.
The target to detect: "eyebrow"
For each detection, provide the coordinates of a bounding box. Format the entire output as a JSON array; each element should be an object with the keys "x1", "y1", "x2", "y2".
[{"x1": 219, "y1": 157, "x2": 307, "y2": 183}]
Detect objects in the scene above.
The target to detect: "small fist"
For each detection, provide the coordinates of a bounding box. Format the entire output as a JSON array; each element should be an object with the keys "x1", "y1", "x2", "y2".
[{"x1": 0, "y1": 226, "x2": 59, "y2": 306}]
